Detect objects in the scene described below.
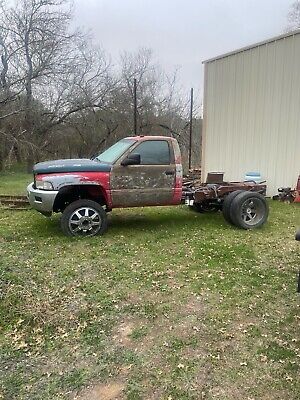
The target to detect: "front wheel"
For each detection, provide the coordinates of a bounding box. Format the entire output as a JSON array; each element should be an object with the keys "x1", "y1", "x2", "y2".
[{"x1": 60, "y1": 199, "x2": 108, "y2": 237}]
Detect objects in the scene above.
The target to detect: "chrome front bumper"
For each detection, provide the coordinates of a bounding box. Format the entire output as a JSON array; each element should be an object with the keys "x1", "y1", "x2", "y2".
[{"x1": 27, "y1": 183, "x2": 58, "y2": 216}]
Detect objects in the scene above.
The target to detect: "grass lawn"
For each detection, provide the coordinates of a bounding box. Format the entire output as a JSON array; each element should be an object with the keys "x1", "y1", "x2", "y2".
[
  {"x1": 0, "y1": 173, "x2": 299, "y2": 400},
  {"x1": 0, "y1": 170, "x2": 32, "y2": 195}
]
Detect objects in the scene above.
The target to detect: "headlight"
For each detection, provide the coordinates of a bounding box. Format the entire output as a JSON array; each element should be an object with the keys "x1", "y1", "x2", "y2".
[{"x1": 35, "y1": 180, "x2": 54, "y2": 190}]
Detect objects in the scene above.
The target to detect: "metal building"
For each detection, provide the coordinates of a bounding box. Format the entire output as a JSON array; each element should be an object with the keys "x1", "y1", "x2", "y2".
[{"x1": 202, "y1": 29, "x2": 300, "y2": 196}]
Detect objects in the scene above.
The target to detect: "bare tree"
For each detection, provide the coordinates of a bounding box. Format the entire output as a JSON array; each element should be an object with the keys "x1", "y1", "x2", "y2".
[
  {"x1": 0, "y1": 0, "x2": 113, "y2": 170},
  {"x1": 117, "y1": 48, "x2": 188, "y2": 137},
  {"x1": 0, "y1": 1, "x2": 198, "y2": 172},
  {"x1": 286, "y1": 1, "x2": 300, "y2": 31}
]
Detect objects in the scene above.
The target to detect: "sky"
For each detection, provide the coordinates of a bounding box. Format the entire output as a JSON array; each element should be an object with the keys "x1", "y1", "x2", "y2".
[{"x1": 73, "y1": 0, "x2": 292, "y2": 99}]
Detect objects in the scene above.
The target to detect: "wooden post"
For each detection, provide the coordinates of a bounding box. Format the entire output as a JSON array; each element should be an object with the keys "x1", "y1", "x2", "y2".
[{"x1": 188, "y1": 88, "x2": 194, "y2": 170}]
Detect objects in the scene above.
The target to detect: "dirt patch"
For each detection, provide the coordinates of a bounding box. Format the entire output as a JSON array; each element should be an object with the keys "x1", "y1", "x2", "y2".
[
  {"x1": 116, "y1": 294, "x2": 209, "y2": 353},
  {"x1": 113, "y1": 321, "x2": 134, "y2": 347},
  {"x1": 75, "y1": 382, "x2": 125, "y2": 400}
]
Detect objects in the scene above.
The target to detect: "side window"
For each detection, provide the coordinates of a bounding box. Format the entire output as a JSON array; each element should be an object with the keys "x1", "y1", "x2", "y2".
[{"x1": 133, "y1": 140, "x2": 170, "y2": 165}]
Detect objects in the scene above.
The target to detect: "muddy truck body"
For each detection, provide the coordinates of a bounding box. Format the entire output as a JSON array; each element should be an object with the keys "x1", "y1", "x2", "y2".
[{"x1": 27, "y1": 135, "x2": 268, "y2": 236}]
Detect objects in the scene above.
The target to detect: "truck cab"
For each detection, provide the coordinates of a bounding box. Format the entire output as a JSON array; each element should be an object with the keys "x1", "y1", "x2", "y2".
[
  {"x1": 103, "y1": 136, "x2": 182, "y2": 207},
  {"x1": 27, "y1": 136, "x2": 183, "y2": 236}
]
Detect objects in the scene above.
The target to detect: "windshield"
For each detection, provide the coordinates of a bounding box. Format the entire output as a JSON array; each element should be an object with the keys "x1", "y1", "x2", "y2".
[{"x1": 94, "y1": 139, "x2": 136, "y2": 163}]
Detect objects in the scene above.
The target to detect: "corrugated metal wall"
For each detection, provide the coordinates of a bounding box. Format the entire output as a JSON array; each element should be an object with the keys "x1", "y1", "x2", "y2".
[{"x1": 202, "y1": 33, "x2": 300, "y2": 196}]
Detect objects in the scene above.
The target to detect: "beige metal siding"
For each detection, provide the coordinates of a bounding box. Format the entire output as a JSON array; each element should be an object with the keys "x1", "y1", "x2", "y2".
[{"x1": 202, "y1": 33, "x2": 300, "y2": 196}]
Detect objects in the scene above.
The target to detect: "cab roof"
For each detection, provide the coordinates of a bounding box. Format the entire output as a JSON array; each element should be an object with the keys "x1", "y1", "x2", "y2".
[{"x1": 125, "y1": 135, "x2": 175, "y2": 141}]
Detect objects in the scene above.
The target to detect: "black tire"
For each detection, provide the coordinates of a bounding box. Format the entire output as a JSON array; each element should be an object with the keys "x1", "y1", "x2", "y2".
[
  {"x1": 222, "y1": 190, "x2": 245, "y2": 224},
  {"x1": 60, "y1": 199, "x2": 108, "y2": 237},
  {"x1": 230, "y1": 191, "x2": 269, "y2": 229}
]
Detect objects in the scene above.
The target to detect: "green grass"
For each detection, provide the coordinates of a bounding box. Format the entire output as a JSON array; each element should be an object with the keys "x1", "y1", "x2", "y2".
[
  {"x1": 0, "y1": 169, "x2": 32, "y2": 195},
  {"x1": 0, "y1": 173, "x2": 300, "y2": 399}
]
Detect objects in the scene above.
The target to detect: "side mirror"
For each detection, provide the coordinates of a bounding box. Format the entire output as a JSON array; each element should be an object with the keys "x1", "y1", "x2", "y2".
[{"x1": 121, "y1": 153, "x2": 141, "y2": 166}]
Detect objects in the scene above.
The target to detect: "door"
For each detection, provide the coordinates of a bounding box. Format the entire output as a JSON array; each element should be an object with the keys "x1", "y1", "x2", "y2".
[{"x1": 110, "y1": 139, "x2": 176, "y2": 207}]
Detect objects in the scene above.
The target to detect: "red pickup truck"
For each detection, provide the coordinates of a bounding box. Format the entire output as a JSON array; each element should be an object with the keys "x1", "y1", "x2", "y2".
[{"x1": 27, "y1": 135, "x2": 268, "y2": 236}]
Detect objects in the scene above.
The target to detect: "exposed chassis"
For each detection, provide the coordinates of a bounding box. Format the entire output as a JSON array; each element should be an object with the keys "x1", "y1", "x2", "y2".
[{"x1": 182, "y1": 180, "x2": 267, "y2": 207}]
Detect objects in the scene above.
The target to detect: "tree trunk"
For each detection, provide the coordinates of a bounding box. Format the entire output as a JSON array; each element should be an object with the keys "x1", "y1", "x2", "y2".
[
  {"x1": 26, "y1": 147, "x2": 35, "y2": 173},
  {"x1": 13, "y1": 144, "x2": 22, "y2": 164}
]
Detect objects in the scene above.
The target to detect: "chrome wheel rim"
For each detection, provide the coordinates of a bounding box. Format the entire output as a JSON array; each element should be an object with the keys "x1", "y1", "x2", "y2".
[
  {"x1": 69, "y1": 207, "x2": 101, "y2": 236},
  {"x1": 241, "y1": 198, "x2": 264, "y2": 226}
]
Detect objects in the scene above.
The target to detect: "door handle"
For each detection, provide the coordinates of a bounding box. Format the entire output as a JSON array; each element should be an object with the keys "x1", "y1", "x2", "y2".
[{"x1": 165, "y1": 170, "x2": 174, "y2": 176}]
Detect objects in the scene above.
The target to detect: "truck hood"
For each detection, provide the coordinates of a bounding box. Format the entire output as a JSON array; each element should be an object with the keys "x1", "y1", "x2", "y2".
[{"x1": 33, "y1": 159, "x2": 112, "y2": 174}]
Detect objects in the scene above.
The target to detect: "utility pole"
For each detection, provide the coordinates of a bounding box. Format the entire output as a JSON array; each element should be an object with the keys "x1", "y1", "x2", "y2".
[
  {"x1": 188, "y1": 87, "x2": 194, "y2": 170},
  {"x1": 133, "y1": 78, "x2": 137, "y2": 135}
]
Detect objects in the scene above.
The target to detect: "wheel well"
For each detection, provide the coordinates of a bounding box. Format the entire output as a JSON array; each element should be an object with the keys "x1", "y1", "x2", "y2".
[{"x1": 53, "y1": 185, "x2": 107, "y2": 213}]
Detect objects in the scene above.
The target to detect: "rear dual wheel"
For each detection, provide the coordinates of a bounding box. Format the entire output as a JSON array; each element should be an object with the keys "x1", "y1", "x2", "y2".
[
  {"x1": 222, "y1": 191, "x2": 268, "y2": 229},
  {"x1": 222, "y1": 190, "x2": 244, "y2": 224}
]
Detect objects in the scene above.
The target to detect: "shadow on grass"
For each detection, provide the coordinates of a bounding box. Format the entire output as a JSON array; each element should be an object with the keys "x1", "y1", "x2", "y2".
[
  {"x1": 28, "y1": 213, "x2": 64, "y2": 238},
  {"x1": 27, "y1": 207, "x2": 233, "y2": 240},
  {"x1": 109, "y1": 208, "x2": 226, "y2": 232}
]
